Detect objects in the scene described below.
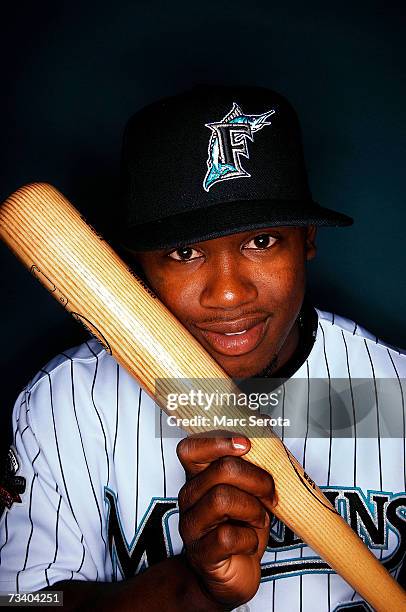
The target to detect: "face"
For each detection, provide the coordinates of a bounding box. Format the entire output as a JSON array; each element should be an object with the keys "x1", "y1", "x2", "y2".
[{"x1": 134, "y1": 226, "x2": 316, "y2": 378}]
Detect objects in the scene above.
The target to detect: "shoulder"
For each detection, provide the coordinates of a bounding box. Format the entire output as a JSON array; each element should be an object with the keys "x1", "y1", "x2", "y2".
[
  {"x1": 312, "y1": 308, "x2": 406, "y2": 378},
  {"x1": 19, "y1": 338, "x2": 143, "y2": 437},
  {"x1": 27, "y1": 338, "x2": 109, "y2": 391}
]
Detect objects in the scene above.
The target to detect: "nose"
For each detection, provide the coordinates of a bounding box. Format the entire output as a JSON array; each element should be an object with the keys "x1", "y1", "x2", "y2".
[{"x1": 199, "y1": 255, "x2": 258, "y2": 310}]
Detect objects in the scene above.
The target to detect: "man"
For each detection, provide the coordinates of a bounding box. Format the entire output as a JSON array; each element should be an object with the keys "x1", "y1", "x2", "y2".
[{"x1": 0, "y1": 85, "x2": 405, "y2": 611}]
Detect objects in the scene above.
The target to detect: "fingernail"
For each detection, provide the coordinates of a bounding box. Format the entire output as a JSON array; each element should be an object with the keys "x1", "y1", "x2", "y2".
[{"x1": 232, "y1": 437, "x2": 248, "y2": 450}]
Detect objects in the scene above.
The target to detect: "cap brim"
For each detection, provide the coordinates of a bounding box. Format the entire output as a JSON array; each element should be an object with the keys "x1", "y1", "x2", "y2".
[{"x1": 119, "y1": 199, "x2": 353, "y2": 251}]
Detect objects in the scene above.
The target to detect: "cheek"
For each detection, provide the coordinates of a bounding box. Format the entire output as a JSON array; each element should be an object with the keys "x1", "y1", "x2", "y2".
[
  {"x1": 257, "y1": 259, "x2": 306, "y2": 309},
  {"x1": 258, "y1": 261, "x2": 306, "y2": 354},
  {"x1": 146, "y1": 272, "x2": 201, "y2": 320}
]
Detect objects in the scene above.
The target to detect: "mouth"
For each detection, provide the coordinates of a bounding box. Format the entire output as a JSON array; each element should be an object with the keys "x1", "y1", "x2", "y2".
[{"x1": 194, "y1": 315, "x2": 270, "y2": 357}]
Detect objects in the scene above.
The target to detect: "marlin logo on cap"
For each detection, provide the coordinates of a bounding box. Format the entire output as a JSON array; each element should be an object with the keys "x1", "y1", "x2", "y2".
[{"x1": 203, "y1": 102, "x2": 276, "y2": 191}]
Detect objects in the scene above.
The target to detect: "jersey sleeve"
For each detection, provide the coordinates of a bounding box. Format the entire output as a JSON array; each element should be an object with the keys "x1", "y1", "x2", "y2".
[{"x1": 0, "y1": 374, "x2": 102, "y2": 593}]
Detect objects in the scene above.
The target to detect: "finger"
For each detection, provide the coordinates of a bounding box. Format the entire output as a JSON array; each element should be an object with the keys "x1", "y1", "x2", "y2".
[
  {"x1": 177, "y1": 431, "x2": 250, "y2": 477},
  {"x1": 179, "y1": 484, "x2": 267, "y2": 545},
  {"x1": 178, "y1": 455, "x2": 274, "y2": 512},
  {"x1": 188, "y1": 524, "x2": 259, "y2": 567}
]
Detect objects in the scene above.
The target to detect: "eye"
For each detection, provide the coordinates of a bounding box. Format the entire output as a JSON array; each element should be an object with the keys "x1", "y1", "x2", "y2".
[
  {"x1": 168, "y1": 246, "x2": 203, "y2": 261},
  {"x1": 243, "y1": 233, "x2": 278, "y2": 250}
]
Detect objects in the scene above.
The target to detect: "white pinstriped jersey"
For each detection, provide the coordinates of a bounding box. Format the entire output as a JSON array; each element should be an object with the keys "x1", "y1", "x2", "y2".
[{"x1": 0, "y1": 309, "x2": 405, "y2": 611}]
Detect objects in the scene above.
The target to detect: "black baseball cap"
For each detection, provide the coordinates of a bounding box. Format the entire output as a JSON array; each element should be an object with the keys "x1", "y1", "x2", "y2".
[{"x1": 119, "y1": 85, "x2": 353, "y2": 251}]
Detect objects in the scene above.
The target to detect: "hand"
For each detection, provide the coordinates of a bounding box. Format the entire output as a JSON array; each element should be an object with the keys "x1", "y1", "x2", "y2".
[{"x1": 177, "y1": 433, "x2": 275, "y2": 608}]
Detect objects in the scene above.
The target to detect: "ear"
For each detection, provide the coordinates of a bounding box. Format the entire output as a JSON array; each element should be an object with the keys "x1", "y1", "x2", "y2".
[{"x1": 305, "y1": 225, "x2": 317, "y2": 261}]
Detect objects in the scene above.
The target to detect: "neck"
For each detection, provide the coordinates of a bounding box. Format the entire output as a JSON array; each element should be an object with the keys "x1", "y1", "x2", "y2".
[
  {"x1": 254, "y1": 320, "x2": 301, "y2": 378},
  {"x1": 256, "y1": 303, "x2": 318, "y2": 379},
  {"x1": 276, "y1": 320, "x2": 301, "y2": 373}
]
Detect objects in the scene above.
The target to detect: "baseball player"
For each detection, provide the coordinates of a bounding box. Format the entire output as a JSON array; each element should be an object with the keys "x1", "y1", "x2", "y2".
[{"x1": 0, "y1": 85, "x2": 405, "y2": 611}]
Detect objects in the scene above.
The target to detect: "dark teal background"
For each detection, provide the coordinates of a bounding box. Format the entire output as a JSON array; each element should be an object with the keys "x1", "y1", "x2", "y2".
[{"x1": 0, "y1": 1, "x2": 405, "y2": 445}]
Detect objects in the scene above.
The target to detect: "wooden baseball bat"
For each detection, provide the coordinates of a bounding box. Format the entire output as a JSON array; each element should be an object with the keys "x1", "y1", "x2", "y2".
[{"x1": 0, "y1": 183, "x2": 405, "y2": 611}]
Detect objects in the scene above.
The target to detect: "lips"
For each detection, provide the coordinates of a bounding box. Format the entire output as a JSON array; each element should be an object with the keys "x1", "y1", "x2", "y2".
[{"x1": 195, "y1": 316, "x2": 269, "y2": 356}]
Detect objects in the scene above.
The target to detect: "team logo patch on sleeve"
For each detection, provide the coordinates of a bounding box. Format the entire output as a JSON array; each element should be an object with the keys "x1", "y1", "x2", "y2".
[
  {"x1": 203, "y1": 102, "x2": 276, "y2": 191},
  {"x1": 0, "y1": 447, "x2": 26, "y2": 514}
]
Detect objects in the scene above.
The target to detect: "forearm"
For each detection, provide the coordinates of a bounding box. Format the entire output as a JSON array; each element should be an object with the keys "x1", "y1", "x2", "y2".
[{"x1": 43, "y1": 555, "x2": 226, "y2": 612}]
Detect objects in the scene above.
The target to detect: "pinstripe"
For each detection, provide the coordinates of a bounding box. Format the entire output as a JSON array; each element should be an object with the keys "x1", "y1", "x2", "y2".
[
  {"x1": 16, "y1": 449, "x2": 40, "y2": 592},
  {"x1": 327, "y1": 575, "x2": 331, "y2": 611},
  {"x1": 319, "y1": 322, "x2": 333, "y2": 611},
  {"x1": 16, "y1": 474, "x2": 37, "y2": 592},
  {"x1": 25, "y1": 392, "x2": 31, "y2": 414},
  {"x1": 135, "y1": 388, "x2": 142, "y2": 527},
  {"x1": 299, "y1": 360, "x2": 310, "y2": 612},
  {"x1": 363, "y1": 340, "x2": 382, "y2": 491},
  {"x1": 45, "y1": 488, "x2": 62, "y2": 587},
  {"x1": 319, "y1": 323, "x2": 332, "y2": 485},
  {"x1": 272, "y1": 574, "x2": 276, "y2": 611},
  {"x1": 84, "y1": 343, "x2": 110, "y2": 486},
  {"x1": 343, "y1": 328, "x2": 361, "y2": 603},
  {"x1": 341, "y1": 331, "x2": 357, "y2": 486},
  {"x1": 281, "y1": 383, "x2": 286, "y2": 442},
  {"x1": 386, "y1": 349, "x2": 406, "y2": 490},
  {"x1": 14, "y1": 395, "x2": 26, "y2": 447},
  {"x1": 113, "y1": 363, "x2": 120, "y2": 461},
  {"x1": 0, "y1": 512, "x2": 9, "y2": 565},
  {"x1": 14, "y1": 420, "x2": 19, "y2": 447},
  {"x1": 76, "y1": 534, "x2": 86, "y2": 574},
  {"x1": 159, "y1": 410, "x2": 167, "y2": 498},
  {"x1": 364, "y1": 340, "x2": 385, "y2": 569},
  {"x1": 303, "y1": 360, "x2": 310, "y2": 471},
  {"x1": 272, "y1": 383, "x2": 286, "y2": 609}
]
